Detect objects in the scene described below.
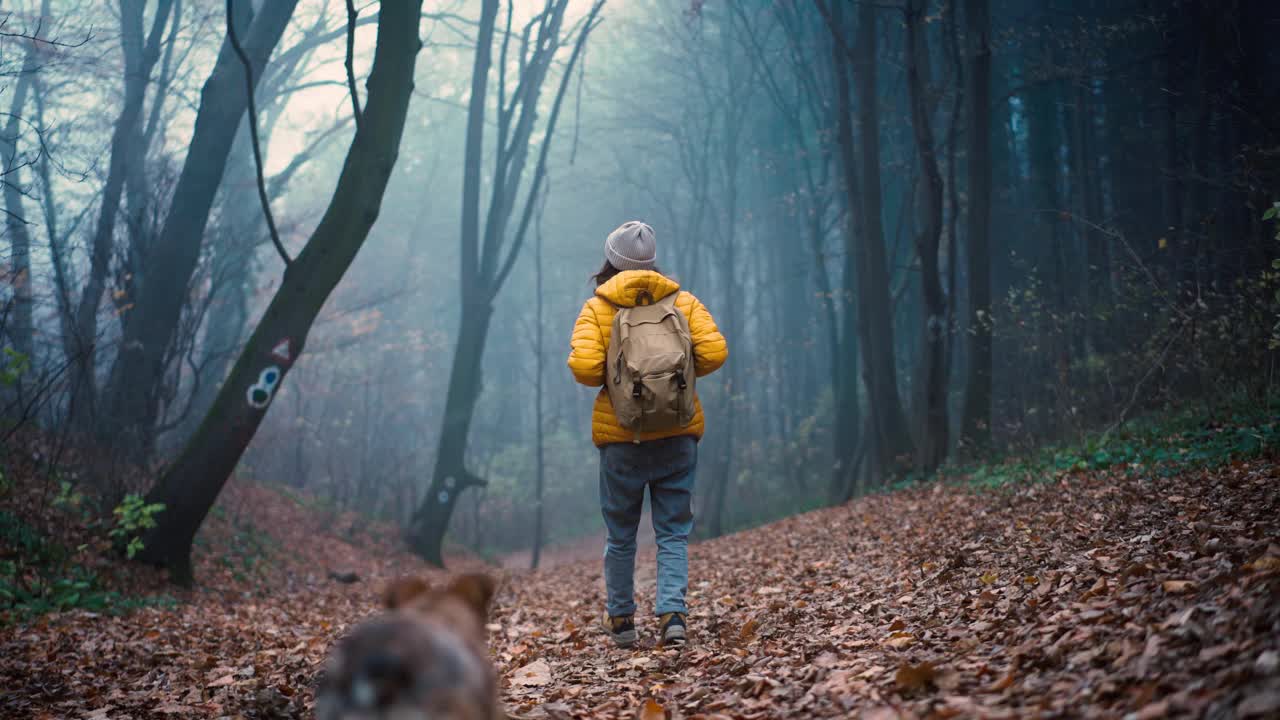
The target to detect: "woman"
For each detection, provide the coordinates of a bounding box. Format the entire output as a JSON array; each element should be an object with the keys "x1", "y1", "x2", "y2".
[{"x1": 567, "y1": 220, "x2": 728, "y2": 647}]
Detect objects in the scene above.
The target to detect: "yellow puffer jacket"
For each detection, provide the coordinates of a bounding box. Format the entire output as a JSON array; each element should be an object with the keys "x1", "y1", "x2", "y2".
[{"x1": 568, "y1": 270, "x2": 728, "y2": 446}]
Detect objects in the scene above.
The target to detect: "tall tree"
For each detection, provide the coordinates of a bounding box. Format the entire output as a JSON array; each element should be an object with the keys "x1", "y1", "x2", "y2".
[
  {"x1": 407, "y1": 0, "x2": 605, "y2": 566},
  {"x1": 960, "y1": 0, "x2": 992, "y2": 449},
  {"x1": 905, "y1": 0, "x2": 948, "y2": 473},
  {"x1": 822, "y1": 0, "x2": 914, "y2": 477},
  {"x1": 531, "y1": 196, "x2": 547, "y2": 570},
  {"x1": 98, "y1": 0, "x2": 299, "y2": 459},
  {"x1": 740, "y1": 2, "x2": 855, "y2": 501},
  {"x1": 703, "y1": 3, "x2": 756, "y2": 538},
  {"x1": 1, "y1": 23, "x2": 41, "y2": 361},
  {"x1": 136, "y1": 0, "x2": 426, "y2": 585},
  {"x1": 67, "y1": 0, "x2": 175, "y2": 431}
]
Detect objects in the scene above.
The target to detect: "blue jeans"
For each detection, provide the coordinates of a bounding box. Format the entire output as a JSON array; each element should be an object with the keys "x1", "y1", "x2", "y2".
[{"x1": 599, "y1": 435, "x2": 696, "y2": 617}]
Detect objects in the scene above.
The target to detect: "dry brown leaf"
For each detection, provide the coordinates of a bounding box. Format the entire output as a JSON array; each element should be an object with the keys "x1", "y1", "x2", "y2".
[
  {"x1": 1161, "y1": 579, "x2": 1196, "y2": 594},
  {"x1": 510, "y1": 658, "x2": 553, "y2": 686},
  {"x1": 1239, "y1": 690, "x2": 1280, "y2": 718},
  {"x1": 206, "y1": 674, "x2": 235, "y2": 688},
  {"x1": 894, "y1": 661, "x2": 937, "y2": 692},
  {"x1": 1134, "y1": 700, "x2": 1170, "y2": 720},
  {"x1": 3, "y1": 430, "x2": 1276, "y2": 720},
  {"x1": 884, "y1": 632, "x2": 914, "y2": 650},
  {"x1": 1243, "y1": 555, "x2": 1280, "y2": 573},
  {"x1": 987, "y1": 673, "x2": 1016, "y2": 692},
  {"x1": 636, "y1": 698, "x2": 666, "y2": 720}
]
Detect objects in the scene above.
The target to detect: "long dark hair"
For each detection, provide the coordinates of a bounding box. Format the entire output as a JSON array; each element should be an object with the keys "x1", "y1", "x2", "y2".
[{"x1": 591, "y1": 260, "x2": 662, "y2": 287}]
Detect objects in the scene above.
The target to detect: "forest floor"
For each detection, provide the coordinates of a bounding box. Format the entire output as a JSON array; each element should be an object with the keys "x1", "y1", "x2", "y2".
[{"x1": 1, "y1": 413, "x2": 1278, "y2": 719}]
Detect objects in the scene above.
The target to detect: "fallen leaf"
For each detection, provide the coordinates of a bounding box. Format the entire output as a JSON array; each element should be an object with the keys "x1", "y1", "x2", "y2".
[
  {"x1": 1243, "y1": 555, "x2": 1280, "y2": 573},
  {"x1": 884, "y1": 632, "x2": 914, "y2": 650},
  {"x1": 636, "y1": 698, "x2": 665, "y2": 720},
  {"x1": 1134, "y1": 700, "x2": 1170, "y2": 720},
  {"x1": 1239, "y1": 690, "x2": 1280, "y2": 718},
  {"x1": 510, "y1": 658, "x2": 552, "y2": 686},
  {"x1": 206, "y1": 674, "x2": 235, "y2": 688},
  {"x1": 894, "y1": 661, "x2": 937, "y2": 692},
  {"x1": 1256, "y1": 650, "x2": 1279, "y2": 675},
  {"x1": 988, "y1": 673, "x2": 1016, "y2": 692}
]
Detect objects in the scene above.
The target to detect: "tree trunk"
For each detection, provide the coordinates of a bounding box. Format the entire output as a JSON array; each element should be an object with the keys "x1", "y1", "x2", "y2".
[
  {"x1": 826, "y1": 0, "x2": 870, "y2": 491},
  {"x1": 829, "y1": 209, "x2": 861, "y2": 503},
  {"x1": 100, "y1": 0, "x2": 299, "y2": 459},
  {"x1": 906, "y1": 0, "x2": 948, "y2": 474},
  {"x1": 405, "y1": 0, "x2": 499, "y2": 567},
  {"x1": 408, "y1": 297, "x2": 493, "y2": 566},
  {"x1": 849, "y1": 0, "x2": 914, "y2": 475},
  {"x1": 68, "y1": 0, "x2": 175, "y2": 431},
  {"x1": 706, "y1": 15, "x2": 745, "y2": 537},
  {"x1": 1075, "y1": 81, "x2": 1109, "y2": 351},
  {"x1": 1185, "y1": 0, "x2": 1213, "y2": 289},
  {"x1": 406, "y1": 0, "x2": 602, "y2": 565},
  {"x1": 30, "y1": 71, "x2": 76, "y2": 357},
  {"x1": 185, "y1": 123, "x2": 264, "y2": 430},
  {"x1": 1, "y1": 39, "x2": 38, "y2": 361},
  {"x1": 960, "y1": 0, "x2": 992, "y2": 450},
  {"x1": 134, "y1": 0, "x2": 424, "y2": 585},
  {"x1": 531, "y1": 210, "x2": 545, "y2": 570}
]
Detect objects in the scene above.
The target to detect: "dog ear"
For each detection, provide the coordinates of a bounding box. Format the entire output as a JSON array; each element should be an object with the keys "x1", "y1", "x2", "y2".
[
  {"x1": 444, "y1": 573, "x2": 496, "y2": 617},
  {"x1": 383, "y1": 576, "x2": 431, "y2": 609}
]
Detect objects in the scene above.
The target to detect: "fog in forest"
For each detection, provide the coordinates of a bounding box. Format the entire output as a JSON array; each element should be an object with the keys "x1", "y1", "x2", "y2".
[{"x1": 1, "y1": 0, "x2": 1276, "y2": 578}]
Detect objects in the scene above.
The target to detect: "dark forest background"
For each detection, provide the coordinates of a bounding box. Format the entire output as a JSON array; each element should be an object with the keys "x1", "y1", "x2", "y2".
[{"x1": 0, "y1": 0, "x2": 1277, "y2": 580}]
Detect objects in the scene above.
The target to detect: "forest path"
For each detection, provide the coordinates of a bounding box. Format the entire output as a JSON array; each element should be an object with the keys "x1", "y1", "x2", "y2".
[
  {"x1": 2, "y1": 458, "x2": 1277, "y2": 719},
  {"x1": 494, "y1": 458, "x2": 1280, "y2": 719}
]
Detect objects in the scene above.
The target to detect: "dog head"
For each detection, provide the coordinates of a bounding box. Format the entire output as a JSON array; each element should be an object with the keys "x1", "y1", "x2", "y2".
[{"x1": 316, "y1": 573, "x2": 499, "y2": 720}]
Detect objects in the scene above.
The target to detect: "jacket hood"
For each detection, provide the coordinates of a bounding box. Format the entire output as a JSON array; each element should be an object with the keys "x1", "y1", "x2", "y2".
[{"x1": 595, "y1": 270, "x2": 680, "y2": 307}]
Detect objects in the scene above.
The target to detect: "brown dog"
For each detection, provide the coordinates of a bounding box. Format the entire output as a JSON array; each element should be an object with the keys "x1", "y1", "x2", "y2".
[{"x1": 316, "y1": 573, "x2": 501, "y2": 720}]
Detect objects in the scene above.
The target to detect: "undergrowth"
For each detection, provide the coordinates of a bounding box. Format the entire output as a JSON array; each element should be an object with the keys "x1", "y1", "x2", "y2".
[
  {"x1": 0, "y1": 509, "x2": 174, "y2": 625},
  {"x1": 937, "y1": 399, "x2": 1277, "y2": 490},
  {"x1": 193, "y1": 506, "x2": 279, "y2": 588}
]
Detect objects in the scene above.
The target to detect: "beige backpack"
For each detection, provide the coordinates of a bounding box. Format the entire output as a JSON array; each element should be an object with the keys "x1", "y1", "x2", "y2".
[{"x1": 605, "y1": 291, "x2": 697, "y2": 441}]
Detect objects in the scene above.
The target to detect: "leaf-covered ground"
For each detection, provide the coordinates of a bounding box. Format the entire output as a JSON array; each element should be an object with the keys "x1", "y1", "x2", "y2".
[{"x1": 2, "y1": 455, "x2": 1278, "y2": 718}]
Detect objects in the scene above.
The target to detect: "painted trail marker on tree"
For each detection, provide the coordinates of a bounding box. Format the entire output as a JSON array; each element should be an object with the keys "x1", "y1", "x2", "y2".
[
  {"x1": 269, "y1": 337, "x2": 292, "y2": 364},
  {"x1": 246, "y1": 366, "x2": 281, "y2": 410}
]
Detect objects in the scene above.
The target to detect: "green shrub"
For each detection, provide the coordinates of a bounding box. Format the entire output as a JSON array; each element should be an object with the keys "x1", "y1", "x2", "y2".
[
  {"x1": 0, "y1": 348, "x2": 29, "y2": 387},
  {"x1": 52, "y1": 480, "x2": 87, "y2": 514},
  {"x1": 0, "y1": 510, "x2": 173, "y2": 624},
  {"x1": 109, "y1": 494, "x2": 165, "y2": 559}
]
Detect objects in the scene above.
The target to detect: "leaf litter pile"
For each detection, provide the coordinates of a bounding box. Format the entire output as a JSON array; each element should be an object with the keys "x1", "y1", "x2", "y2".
[{"x1": 2, "y1": 457, "x2": 1278, "y2": 718}]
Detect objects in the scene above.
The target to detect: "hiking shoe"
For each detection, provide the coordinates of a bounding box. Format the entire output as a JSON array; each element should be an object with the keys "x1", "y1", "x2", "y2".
[
  {"x1": 603, "y1": 613, "x2": 637, "y2": 648},
  {"x1": 659, "y1": 612, "x2": 687, "y2": 646}
]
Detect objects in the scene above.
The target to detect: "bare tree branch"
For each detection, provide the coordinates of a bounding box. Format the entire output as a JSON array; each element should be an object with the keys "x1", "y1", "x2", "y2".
[
  {"x1": 225, "y1": 0, "x2": 291, "y2": 267},
  {"x1": 344, "y1": 0, "x2": 363, "y2": 130}
]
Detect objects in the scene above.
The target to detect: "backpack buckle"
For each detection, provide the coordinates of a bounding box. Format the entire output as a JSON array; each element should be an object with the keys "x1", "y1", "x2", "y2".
[
  {"x1": 632, "y1": 381, "x2": 643, "y2": 400},
  {"x1": 675, "y1": 371, "x2": 687, "y2": 390}
]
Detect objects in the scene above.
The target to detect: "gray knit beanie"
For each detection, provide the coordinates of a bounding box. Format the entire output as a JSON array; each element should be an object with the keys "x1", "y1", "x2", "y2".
[{"x1": 604, "y1": 221, "x2": 657, "y2": 271}]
